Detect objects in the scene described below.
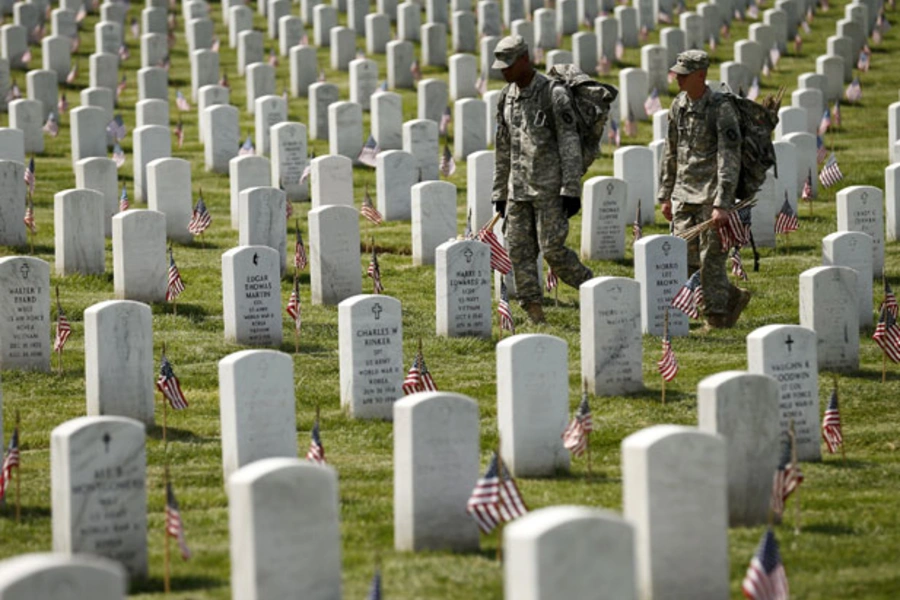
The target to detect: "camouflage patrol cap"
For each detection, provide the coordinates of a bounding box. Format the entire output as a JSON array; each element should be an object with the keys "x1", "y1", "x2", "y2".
[
  {"x1": 492, "y1": 35, "x2": 529, "y2": 69},
  {"x1": 670, "y1": 50, "x2": 710, "y2": 74}
]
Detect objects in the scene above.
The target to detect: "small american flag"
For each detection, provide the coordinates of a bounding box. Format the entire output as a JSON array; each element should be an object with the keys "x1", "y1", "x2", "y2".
[
  {"x1": 793, "y1": 34, "x2": 802, "y2": 55},
  {"x1": 769, "y1": 44, "x2": 781, "y2": 68},
  {"x1": 832, "y1": 100, "x2": 841, "y2": 128},
  {"x1": 119, "y1": 185, "x2": 129, "y2": 212},
  {"x1": 42, "y1": 113, "x2": 59, "y2": 137},
  {"x1": 71, "y1": 35, "x2": 81, "y2": 53},
  {"x1": 402, "y1": 348, "x2": 438, "y2": 395},
  {"x1": 562, "y1": 391, "x2": 593, "y2": 457},
  {"x1": 741, "y1": 529, "x2": 789, "y2": 600},
  {"x1": 534, "y1": 46, "x2": 545, "y2": 66},
  {"x1": 23, "y1": 199, "x2": 36, "y2": 234},
  {"x1": 285, "y1": 278, "x2": 301, "y2": 331},
  {"x1": 118, "y1": 43, "x2": 130, "y2": 61},
  {"x1": 822, "y1": 389, "x2": 843, "y2": 454},
  {"x1": 730, "y1": 247, "x2": 748, "y2": 281},
  {"x1": 615, "y1": 39, "x2": 624, "y2": 61},
  {"x1": 844, "y1": 77, "x2": 862, "y2": 103},
  {"x1": 268, "y1": 46, "x2": 278, "y2": 67},
  {"x1": 306, "y1": 420, "x2": 325, "y2": 464},
  {"x1": 357, "y1": 133, "x2": 380, "y2": 168},
  {"x1": 157, "y1": 354, "x2": 188, "y2": 410},
  {"x1": 545, "y1": 267, "x2": 558, "y2": 292},
  {"x1": 596, "y1": 54, "x2": 611, "y2": 75},
  {"x1": 643, "y1": 88, "x2": 662, "y2": 116},
  {"x1": 498, "y1": 276, "x2": 515, "y2": 333},
  {"x1": 211, "y1": 37, "x2": 220, "y2": 52},
  {"x1": 801, "y1": 174, "x2": 813, "y2": 202},
  {"x1": 775, "y1": 197, "x2": 799, "y2": 234},
  {"x1": 166, "y1": 249, "x2": 186, "y2": 302},
  {"x1": 116, "y1": 75, "x2": 128, "y2": 100},
  {"x1": 107, "y1": 115, "x2": 126, "y2": 142},
  {"x1": 367, "y1": 246, "x2": 384, "y2": 294},
  {"x1": 24, "y1": 157, "x2": 35, "y2": 195},
  {"x1": 409, "y1": 59, "x2": 421, "y2": 82},
  {"x1": 439, "y1": 105, "x2": 452, "y2": 136},
  {"x1": 632, "y1": 205, "x2": 643, "y2": 241},
  {"x1": 188, "y1": 195, "x2": 212, "y2": 235},
  {"x1": 402, "y1": 352, "x2": 421, "y2": 395},
  {"x1": 817, "y1": 108, "x2": 831, "y2": 136},
  {"x1": 66, "y1": 61, "x2": 78, "y2": 84},
  {"x1": 294, "y1": 224, "x2": 308, "y2": 270},
  {"x1": 0, "y1": 428, "x2": 20, "y2": 503},
  {"x1": 882, "y1": 281, "x2": 898, "y2": 319},
  {"x1": 113, "y1": 143, "x2": 126, "y2": 168},
  {"x1": 466, "y1": 452, "x2": 528, "y2": 534},
  {"x1": 818, "y1": 153, "x2": 843, "y2": 188},
  {"x1": 58, "y1": 93, "x2": 69, "y2": 113},
  {"x1": 439, "y1": 144, "x2": 456, "y2": 177},
  {"x1": 770, "y1": 436, "x2": 803, "y2": 517},
  {"x1": 165, "y1": 482, "x2": 191, "y2": 560},
  {"x1": 477, "y1": 226, "x2": 512, "y2": 274},
  {"x1": 218, "y1": 71, "x2": 229, "y2": 88},
  {"x1": 657, "y1": 333, "x2": 679, "y2": 382},
  {"x1": 872, "y1": 305, "x2": 900, "y2": 363},
  {"x1": 815, "y1": 136, "x2": 827, "y2": 164},
  {"x1": 608, "y1": 118, "x2": 621, "y2": 147},
  {"x1": 671, "y1": 271, "x2": 704, "y2": 319},
  {"x1": 366, "y1": 569, "x2": 382, "y2": 600},
  {"x1": 75, "y1": 4, "x2": 86, "y2": 22},
  {"x1": 624, "y1": 107, "x2": 637, "y2": 137},
  {"x1": 175, "y1": 89, "x2": 191, "y2": 111},
  {"x1": 238, "y1": 135, "x2": 255, "y2": 156},
  {"x1": 53, "y1": 304, "x2": 72, "y2": 353},
  {"x1": 160, "y1": 54, "x2": 171, "y2": 70},
  {"x1": 131, "y1": 17, "x2": 139, "y2": 38},
  {"x1": 718, "y1": 205, "x2": 752, "y2": 249},
  {"x1": 175, "y1": 119, "x2": 184, "y2": 149},
  {"x1": 857, "y1": 49, "x2": 870, "y2": 72},
  {"x1": 475, "y1": 72, "x2": 487, "y2": 96},
  {"x1": 464, "y1": 209, "x2": 473, "y2": 239}
]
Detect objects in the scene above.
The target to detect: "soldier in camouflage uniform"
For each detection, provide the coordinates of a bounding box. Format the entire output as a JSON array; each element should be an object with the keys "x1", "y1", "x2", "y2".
[
  {"x1": 490, "y1": 35, "x2": 593, "y2": 324},
  {"x1": 658, "y1": 50, "x2": 751, "y2": 329}
]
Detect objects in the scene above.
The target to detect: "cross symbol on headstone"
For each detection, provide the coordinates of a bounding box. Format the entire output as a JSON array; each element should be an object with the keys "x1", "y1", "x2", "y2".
[
  {"x1": 19, "y1": 263, "x2": 30, "y2": 279},
  {"x1": 606, "y1": 182, "x2": 615, "y2": 195},
  {"x1": 610, "y1": 284, "x2": 622, "y2": 295},
  {"x1": 463, "y1": 247, "x2": 473, "y2": 263},
  {"x1": 785, "y1": 335, "x2": 794, "y2": 352},
  {"x1": 861, "y1": 191, "x2": 869, "y2": 202},
  {"x1": 662, "y1": 241, "x2": 671, "y2": 256},
  {"x1": 102, "y1": 432, "x2": 111, "y2": 453},
  {"x1": 371, "y1": 303, "x2": 383, "y2": 320}
]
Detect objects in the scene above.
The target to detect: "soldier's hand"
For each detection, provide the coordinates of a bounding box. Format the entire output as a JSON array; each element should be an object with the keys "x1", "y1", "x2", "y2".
[
  {"x1": 711, "y1": 207, "x2": 729, "y2": 228},
  {"x1": 493, "y1": 201, "x2": 507, "y2": 217},
  {"x1": 660, "y1": 200, "x2": 673, "y2": 222},
  {"x1": 562, "y1": 196, "x2": 581, "y2": 218}
]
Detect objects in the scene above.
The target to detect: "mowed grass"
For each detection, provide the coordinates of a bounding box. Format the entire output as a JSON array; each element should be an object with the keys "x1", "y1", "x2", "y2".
[{"x1": 1, "y1": 0, "x2": 900, "y2": 598}]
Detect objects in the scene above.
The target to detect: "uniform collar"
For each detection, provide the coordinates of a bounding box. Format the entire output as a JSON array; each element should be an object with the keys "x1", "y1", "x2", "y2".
[
  {"x1": 686, "y1": 86, "x2": 713, "y2": 111},
  {"x1": 509, "y1": 72, "x2": 546, "y2": 99}
]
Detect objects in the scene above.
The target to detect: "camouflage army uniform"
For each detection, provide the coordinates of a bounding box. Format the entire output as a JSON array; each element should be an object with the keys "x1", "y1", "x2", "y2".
[
  {"x1": 491, "y1": 72, "x2": 593, "y2": 306},
  {"x1": 658, "y1": 86, "x2": 742, "y2": 316}
]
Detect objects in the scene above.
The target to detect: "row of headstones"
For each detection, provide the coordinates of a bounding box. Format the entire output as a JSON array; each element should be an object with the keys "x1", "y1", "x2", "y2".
[{"x1": 0, "y1": 361, "x2": 818, "y2": 598}]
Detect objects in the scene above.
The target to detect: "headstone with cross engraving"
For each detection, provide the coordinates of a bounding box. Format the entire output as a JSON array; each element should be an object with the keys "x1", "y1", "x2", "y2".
[
  {"x1": 746, "y1": 324, "x2": 819, "y2": 461},
  {"x1": 222, "y1": 246, "x2": 283, "y2": 346},
  {"x1": 634, "y1": 235, "x2": 689, "y2": 337},
  {"x1": 581, "y1": 276, "x2": 643, "y2": 395},
  {"x1": 435, "y1": 239, "x2": 492, "y2": 338},
  {"x1": 0, "y1": 257, "x2": 51, "y2": 372},
  {"x1": 219, "y1": 350, "x2": 297, "y2": 479},
  {"x1": 800, "y1": 266, "x2": 859, "y2": 372},
  {"x1": 50, "y1": 416, "x2": 148, "y2": 578},
  {"x1": 837, "y1": 186, "x2": 884, "y2": 278},
  {"x1": 822, "y1": 231, "x2": 873, "y2": 328},
  {"x1": 338, "y1": 294, "x2": 404, "y2": 419},
  {"x1": 581, "y1": 176, "x2": 627, "y2": 261}
]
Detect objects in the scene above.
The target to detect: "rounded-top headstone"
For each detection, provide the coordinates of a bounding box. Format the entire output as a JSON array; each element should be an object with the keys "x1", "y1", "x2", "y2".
[
  {"x1": 0, "y1": 553, "x2": 127, "y2": 599},
  {"x1": 0, "y1": 256, "x2": 51, "y2": 372}
]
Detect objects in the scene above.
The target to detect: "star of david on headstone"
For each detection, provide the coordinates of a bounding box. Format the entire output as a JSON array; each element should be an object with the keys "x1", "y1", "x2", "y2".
[
  {"x1": 785, "y1": 335, "x2": 794, "y2": 352},
  {"x1": 463, "y1": 247, "x2": 473, "y2": 263},
  {"x1": 103, "y1": 432, "x2": 111, "y2": 453},
  {"x1": 371, "y1": 303, "x2": 383, "y2": 320},
  {"x1": 662, "y1": 241, "x2": 671, "y2": 256},
  {"x1": 606, "y1": 182, "x2": 615, "y2": 195},
  {"x1": 19, "y1": 263, "x2": 30, "y2": 279}
]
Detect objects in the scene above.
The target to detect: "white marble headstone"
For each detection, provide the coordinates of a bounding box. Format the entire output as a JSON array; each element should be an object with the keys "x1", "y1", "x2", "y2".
[
  {"x1": 309, "y1": 205, "x2": 362, "y2": 305},
  {"x1": 435, "y1": 239, "x2": 492, "y2": 338},
  {"x1": 581, "y1": 277, "x2": 643, "y2": 395},
  {"x1": 799, "y1": 266, "x2": 859, "y2": 372},
  {"x1": 0, "y1": 256, "x2": 51, "y2": 372},
  {"x1": 112, "y1": 210, "x2": 167, "y2": 303},
  {"x1": 634, "y1": 235, "x2": 689, "y2": 336},
  {"x1": 222, "y1": 246, "x2": 283, "y2": 346},
  {"x1": 0, "y1": 553, "x2": 127, "y2": 600}
]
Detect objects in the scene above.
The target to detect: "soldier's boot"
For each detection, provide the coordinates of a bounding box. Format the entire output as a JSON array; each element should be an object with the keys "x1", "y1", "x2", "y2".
[
  {"x1": 724, "y1": 288, "x2": 752, "y2": 327},
  {"x1": 525, "y1": 302, "x2": 546, "y2": 324}
]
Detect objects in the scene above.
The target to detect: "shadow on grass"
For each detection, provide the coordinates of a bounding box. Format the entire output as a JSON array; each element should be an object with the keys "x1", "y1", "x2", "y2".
[
  {"x1": 147, "y1": 424, "x2": 213, "y2": 444},
  {"x1": 819, "y1": 458, "x2": 868, "y2": 470},
  {"x1": 803, "y1": 522, "x2": 857, "y2": 536},
  {"x1": 130, "y1": 574, "x2": 224, "y2": 594},
  {"x1": 626, "y1": 388, "x2": 692, "y2": 405},
  {"x1": 0, "y1": 504, "x2": 52, "y2": 519},
  {"x1": 151, "y1": 303, "x2": 209, "y2": 319}
]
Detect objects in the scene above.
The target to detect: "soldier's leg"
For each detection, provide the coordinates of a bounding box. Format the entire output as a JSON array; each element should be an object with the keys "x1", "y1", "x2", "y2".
[
  {"x1": 506, "y1": 200, "x2": 542, "y2": 305},
  {"x1": 699, "y1": 205, "x2": 734, "y2": 316},
  {"x1": 535, "y1": 195, "x2": 593, "y2": 289},
  {"x1": 672, "y1": 202, "x2": 701, "y2": 273}
]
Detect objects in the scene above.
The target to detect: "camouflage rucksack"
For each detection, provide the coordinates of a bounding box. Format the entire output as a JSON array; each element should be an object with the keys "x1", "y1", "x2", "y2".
[{"x1": 546, "y1": 64, "x2": 618, "y2": 175}]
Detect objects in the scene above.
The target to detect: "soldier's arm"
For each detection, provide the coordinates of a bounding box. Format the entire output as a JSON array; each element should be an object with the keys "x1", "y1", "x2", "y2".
[
  {"x1": 491, "y1": 90, "x2": 511, "y2": 204},
  {"x1": 714, "y1": 99, "x2": 741, "y2": 209},
  {"x1": 550, "y1": 85, "x2": 583, "y2": 198},
  {"x1": 658, "y1": 102, "x2": 679, "y2": 203}
]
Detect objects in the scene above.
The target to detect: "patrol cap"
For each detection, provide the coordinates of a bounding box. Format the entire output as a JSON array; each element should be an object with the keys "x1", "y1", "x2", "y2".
[
  {"x1": 670, "y1": 50, "x2": 710, "y2": 75},
  {"x1": 492, "y1": 35, "x2": 529, "y2": 69}
]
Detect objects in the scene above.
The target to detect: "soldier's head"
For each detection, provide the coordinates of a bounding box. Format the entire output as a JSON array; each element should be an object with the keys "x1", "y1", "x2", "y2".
[
  {"x1": 493, "y1": 35, "x2": 532, "y2": 84},
  {"x1": 670, "y1": 50, "x2": 709, "y2": 99}
]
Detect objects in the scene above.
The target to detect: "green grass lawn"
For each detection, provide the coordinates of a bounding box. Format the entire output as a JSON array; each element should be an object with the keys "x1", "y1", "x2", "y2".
[{"x1": 2, "y1": 0, "x2": 900, "y2": 598}]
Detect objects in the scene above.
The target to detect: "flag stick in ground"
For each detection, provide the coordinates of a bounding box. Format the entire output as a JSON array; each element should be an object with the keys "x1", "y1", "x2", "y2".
[
  {"x1": 55, "y1": 286, "x2": 63, "y2": 374},
  {"x1": 163, "y1": 464, "x2": 171, "y2": 594},
  {"x1": 881, "y1": 275, "x2": 888, "y2": 383},
  {"x1": 661, "y1": 310, "x2": 669, "y2": 404},
  {"x1": 14, "y1": 410, "x2": 20, "y2": 523},
  {"x1": 790, "y1": 419, "x2": 801, "y2": 536},
  {"x1": 584, "y1": 378, "x2": 592, "y2": 477},
  {"x1": 292, "y1": 272, "x2": 300, "y2": 353},
  {"x1": 832, "y1": 375, "x2": 847, "y2": 465},
  {"x1": 495, "y1": 440, "x2": 505, "y2": 562}
]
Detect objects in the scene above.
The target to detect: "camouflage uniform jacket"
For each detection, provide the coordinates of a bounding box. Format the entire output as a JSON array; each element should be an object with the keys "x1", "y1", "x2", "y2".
[
  {"x1": 491, "y1": 72, "x2": 583, "y2": 203},
  {"x1": 657, "y1": 87, "x2": 741, "y2": 209}
]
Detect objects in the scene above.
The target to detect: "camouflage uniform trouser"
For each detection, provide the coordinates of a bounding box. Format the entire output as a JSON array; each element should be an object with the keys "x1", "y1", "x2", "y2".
[
  {"x1": 672, "y1": 202, "x2": 736, "y2": 316},
  {"x1": 506, "y1": 195, "x2": 593, "y2": 306}
]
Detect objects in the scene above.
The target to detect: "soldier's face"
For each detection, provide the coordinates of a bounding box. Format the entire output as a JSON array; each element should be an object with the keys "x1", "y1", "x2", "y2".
[
  {"x1": 501, "y1": 54, "x2": 530, "y2": 83},
  {"x1": 676, "y1": 69, "x2": 706, "y2": 98}
]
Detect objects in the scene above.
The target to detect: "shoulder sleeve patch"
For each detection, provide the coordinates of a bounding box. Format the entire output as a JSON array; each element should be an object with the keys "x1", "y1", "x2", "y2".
[{"x1": 726, "y1": 128, "x2": 739, "y2": 142}]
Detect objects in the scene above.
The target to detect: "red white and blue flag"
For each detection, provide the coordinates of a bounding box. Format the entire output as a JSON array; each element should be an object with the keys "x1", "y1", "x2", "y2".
[
  {"x1": 562, "y1": 391, "x2": 593, "y2": 457},
  {"x1": 466, "y1": 452, "x2": 528, "y2": 534},
  {"x1": 306, "y1": 420, "x2": 325, "y2": 464},
  {"x1": 775, "y1": 197, "x2": 799, "y2": 234},
  {"x1": 0, "y1": 427, "x2": 20, "y2": 503},
  {"x1": 157, "y1": 354, "x2": 189, "y2": 410},
  {"x1": 166, "y1": 249, "x2": 185, "y2": 302},
  {"x1": 657, "y1": 333, "x2": 679, "y2": 382},
  {"x1": 821, "y1": 389, "x2": 843, "y2": 455},
  {"x1": 770, "y1": 437, "x2": 803, "y2": 517},
  {"x1": 741, "y1": 529, "x2": 789, "y2": 600},
  {"x1": 165, "y1": 482, "x2": 191, "y2": 560},
  {"x1": 498, "y1": 276, "x2": 515, "y2": 334},
  {"x1": 671, "y1": 271, "x2": 704, "y2": 319}
]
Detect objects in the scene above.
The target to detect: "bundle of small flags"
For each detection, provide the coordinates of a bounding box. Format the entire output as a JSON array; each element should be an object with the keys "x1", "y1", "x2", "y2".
[
  {"x1": 545, "y1": 267, "x2": 558, "y2": 292},
  {"x1": 821, "y1": 388, "x2": 843, "y2": 455},
  {"x1": 770, "y1": 436, "x2": 803, "y2": 518},
  {"x1": 366, "y1": 246, "x2": 384, "y2": 294},
  {"x1": 285, "y1": 278, "x2": 301, "y2": 331},
  {"x1": 477, "y1": 223, "x2": 513, "y2": 275},
  {"x1": 465, "y1": 452, "x2": 528, "y2": 534},
  {"x1": 562, "y1": 391, "x2": 593, "y2": 457},
  {"x1": 657, "y1": 332, "x2": 679, "y2": 382},
  {"x1": 741, "y1": 529, "x2": 789, "y2": 600},
  {"x1": 357, "y1": 133, "x2": 380, "y2": 168},
  {"x1": 775, "y1": 197, "x2": 799, "y2": 234},
  {"x1": 730, "y1": 247, "x2": 748, "y2": 280},
  {"x1": 165, "y1": 482, "x2": 191, "y2": 560},
  {"x1": 402, "y1": 347, "x2": 437, "y2": 395},
  {"x1": 188, "y1": 194, "x2": 212, "y2": 235},
  {"x1": 439, "y1": 144, "x2": 456, "y2": 177},
  {"x1": 238, "y1": 135, "x2": 255, "y2": 156},
  {"x1": 294, "y1": 224, "x2": 308, "y2": 270},
  {"x1": 498, "y1": 276, "x2": 515, "y2": 334},
  {"x1": 119, "y1": 185, "x2": 130, "y2": 212},
  {"x1": 306, "y1": 420, "x2": 325, "y2": 464},
  {"x1": 717, "y1": 205, "x2": 752, "y2": 249},
  {"x1": 157, "y1": 353, "x2": 189, "y2": 410},
  {"x1": 166, "y1": 249, "x2": 185, "y2": 303},
  {"x1": 671, "y1": 271, "x2": 704, "y2": 320},
  {"x1": 818, "y1": 153, "x2": 843, "y2": 188}
]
